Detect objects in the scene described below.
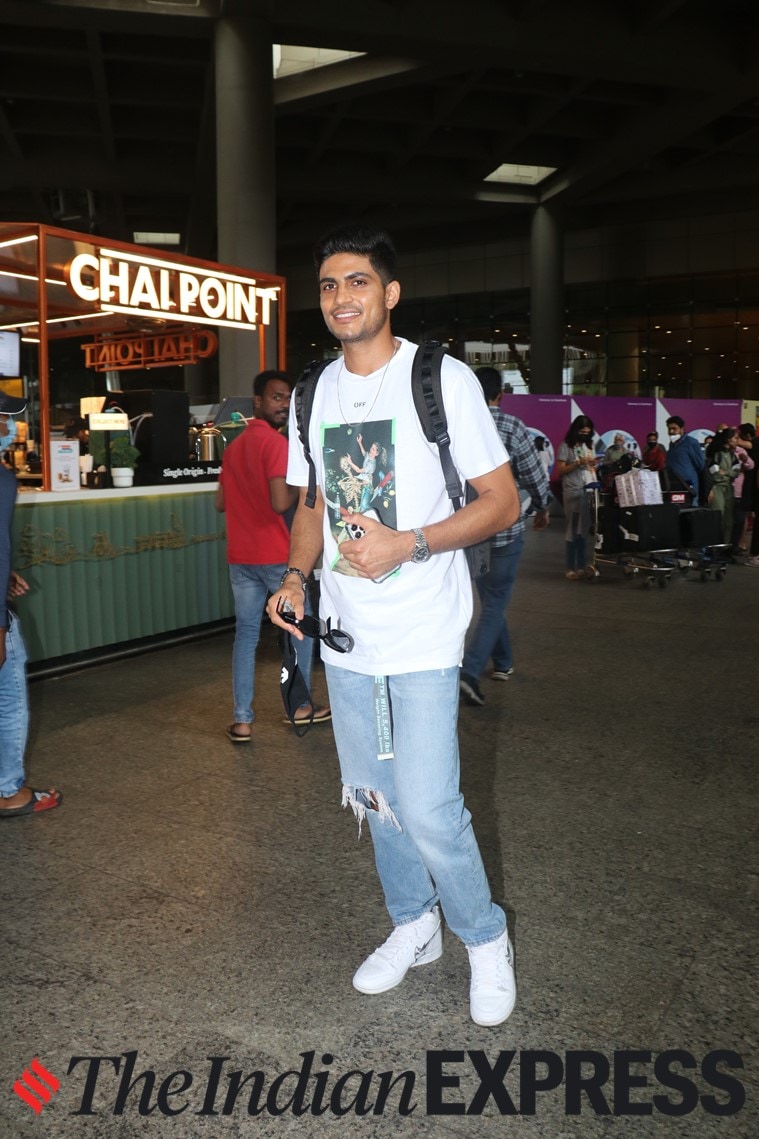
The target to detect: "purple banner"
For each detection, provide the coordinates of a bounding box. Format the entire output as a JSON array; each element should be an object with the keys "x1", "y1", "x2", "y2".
[
  {"x1": 655, "y1": 398, "x2": 743, "y2": 447},
  {"x1": 499, "y1": 394, "x2": 569, "y2": 473},
  {"x1": 573, "y1": 395, "x2": 655, "y2": 460},
  {"x1": 500, "y1": 394, "x2": 744, "y2": 469}
]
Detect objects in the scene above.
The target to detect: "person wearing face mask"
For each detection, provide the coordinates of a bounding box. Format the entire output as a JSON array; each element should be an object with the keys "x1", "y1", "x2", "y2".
[
  {"x1": 664, "y1": 416, "x2": 706, "y2": 505},
  {"x1": 555, "y1": 415, "x2": 599, "y2": 580},
  {"x1": 641, "y1": 431, "x2": 666, "y2": 473},
  {"x1": 0, "y1": 395, "x2": 63, "y2": 818},
  {"x1": 603, "y1": 433, "x2": 628, "y2": 465}
]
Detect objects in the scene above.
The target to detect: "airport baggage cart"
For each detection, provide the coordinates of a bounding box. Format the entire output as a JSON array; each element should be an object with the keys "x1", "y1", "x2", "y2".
[
  {"x1": 585, "y1": 485, "x2": 680, "y2": 589},
  {"x1": 617, "y1": 504, "x2": 682, "y2": 552},
  {"x1": 675, "y1": 508, "x2": 730, "y2": 581},
  {"x1": 586, "y1": 489, "x2": 729, "y2": 586}
]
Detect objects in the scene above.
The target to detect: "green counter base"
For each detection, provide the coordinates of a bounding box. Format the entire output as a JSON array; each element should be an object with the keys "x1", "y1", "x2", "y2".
[{"x1": 12, "y1": 485, "x2": 233, "y2": 664}]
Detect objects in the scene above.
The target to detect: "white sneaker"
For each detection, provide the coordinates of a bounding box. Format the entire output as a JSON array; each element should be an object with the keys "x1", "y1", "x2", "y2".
[
  {"x1": 352, "y1": 907, "x2": 442, "y2": 994},
  {"x1": 467, "y1": 930, "x2": 516, "y2": 1026}
]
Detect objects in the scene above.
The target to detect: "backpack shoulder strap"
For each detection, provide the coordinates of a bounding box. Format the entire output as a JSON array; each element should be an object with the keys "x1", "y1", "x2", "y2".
[
  {"x1": 293, "y1": 358, "x2": 332, "y2": 509},
  {"x1": 411, "y1": 340, "x2": 464, "y2": 510}
]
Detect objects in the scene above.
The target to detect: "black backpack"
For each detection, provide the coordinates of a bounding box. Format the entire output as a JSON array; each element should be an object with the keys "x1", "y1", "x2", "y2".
[{"x1": 292, "y1": 339, "x2": 490, "y2": 577}]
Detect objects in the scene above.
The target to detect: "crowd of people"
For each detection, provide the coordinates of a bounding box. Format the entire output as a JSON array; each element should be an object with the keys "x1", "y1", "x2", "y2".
[{"x1": 551, "y1": 412, "x2": 758, "y2": 573}]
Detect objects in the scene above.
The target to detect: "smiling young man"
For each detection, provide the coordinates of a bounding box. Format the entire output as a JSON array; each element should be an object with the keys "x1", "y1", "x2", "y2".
[
  {"x1": 267, "y1": 225, "x2": 521, "y2": 1026},
  {"x1": 216, "y1": 370, "x2": 329, "y2": 741}
]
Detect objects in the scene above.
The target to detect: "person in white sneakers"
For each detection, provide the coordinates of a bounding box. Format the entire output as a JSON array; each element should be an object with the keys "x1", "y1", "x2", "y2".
[{"x1": 267, "y1": 224, "x2": 520, "y2": 1026}]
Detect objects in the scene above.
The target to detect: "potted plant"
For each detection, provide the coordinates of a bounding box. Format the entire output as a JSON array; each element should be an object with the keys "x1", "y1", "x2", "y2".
[
  {"x1": 108, "y1": 433, "x2": 140, "y2": 487},
  {"x1": 89, "y1": 431, "x2": 140, "y2": 488}
]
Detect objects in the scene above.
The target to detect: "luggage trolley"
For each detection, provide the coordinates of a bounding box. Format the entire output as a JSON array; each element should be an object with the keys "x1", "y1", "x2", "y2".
[
  {"x1": 677, "y1": 507, "x2": 731, "y2": 582},
  {"x1": 584, "y1": 483, "x2": 680, "y2": 589}
]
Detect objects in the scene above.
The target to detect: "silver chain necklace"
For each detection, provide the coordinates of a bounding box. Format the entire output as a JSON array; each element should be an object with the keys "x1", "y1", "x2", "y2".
[{"x1": 336, "y1": 339, "x2": 400, "y2": 428}]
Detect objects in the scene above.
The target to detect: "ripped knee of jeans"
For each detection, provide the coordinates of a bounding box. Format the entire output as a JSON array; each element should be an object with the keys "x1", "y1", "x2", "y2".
[{"x1": 341, "y1": 784, "x2": 401, "y2": 836}]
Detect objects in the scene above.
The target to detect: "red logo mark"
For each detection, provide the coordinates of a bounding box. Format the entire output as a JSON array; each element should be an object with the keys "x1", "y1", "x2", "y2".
[{"x1": 13, "y1": 1057, "x2": 61, "y2": 1114}]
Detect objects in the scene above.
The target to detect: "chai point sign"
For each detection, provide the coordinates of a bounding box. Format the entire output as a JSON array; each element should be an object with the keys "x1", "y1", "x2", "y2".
[
  {"x1": 66, "y1": 248, "x2": 280, "y2": 330},
  {"x1": 81, "y1": 328, "x2": 218, "y2": 372}
]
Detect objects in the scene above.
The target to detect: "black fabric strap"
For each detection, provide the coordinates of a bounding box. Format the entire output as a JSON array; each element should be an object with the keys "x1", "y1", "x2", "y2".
[
  {"x1": 280, "y1": 633, "x2": 315, "y2": 737},
  {"x1": 411, "y1": 340, "x2": 464, "y2": 511},
  {"x1": 293, "y1": 358, "x2": 332, "y2": 509}
]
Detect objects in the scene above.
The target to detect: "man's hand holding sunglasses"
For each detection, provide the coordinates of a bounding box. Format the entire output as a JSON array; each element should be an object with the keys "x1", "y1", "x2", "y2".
[
  {"x1": 267, "y1": 573, "x2": 309, "y2": 640},
  {"x1": 273, "y1": 595, "x2": 354, "y2": 654}
]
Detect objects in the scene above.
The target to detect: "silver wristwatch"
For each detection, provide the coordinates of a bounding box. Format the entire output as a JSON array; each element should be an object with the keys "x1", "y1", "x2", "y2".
[{"x1": 411, "y1": 527, "x2": 431, "y2": 564}]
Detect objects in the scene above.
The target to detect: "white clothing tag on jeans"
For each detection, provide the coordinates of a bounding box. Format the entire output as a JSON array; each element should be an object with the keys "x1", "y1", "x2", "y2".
[{"x1": 373, "y1": 675, "x2": 394, "y2": 760}]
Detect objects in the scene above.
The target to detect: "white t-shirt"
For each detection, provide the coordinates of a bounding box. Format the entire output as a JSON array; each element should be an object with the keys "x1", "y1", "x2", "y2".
[{"x1": 287, "y1": 338, "x2": 509, "y2": 675}]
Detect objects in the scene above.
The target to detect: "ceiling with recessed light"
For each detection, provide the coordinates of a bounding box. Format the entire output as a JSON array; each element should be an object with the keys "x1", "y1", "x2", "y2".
[{"x1": 2, "y1": 0, "x2": 759, "y2": 277}]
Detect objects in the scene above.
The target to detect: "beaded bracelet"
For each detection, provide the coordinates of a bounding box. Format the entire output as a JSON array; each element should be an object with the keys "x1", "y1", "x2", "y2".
[{"x1": 280, "y1": 567, "x2": 308, "y2": 590}]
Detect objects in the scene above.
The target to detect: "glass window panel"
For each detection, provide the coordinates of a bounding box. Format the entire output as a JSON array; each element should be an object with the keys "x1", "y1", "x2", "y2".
[
  {"x1": 691, "y1": 273, "x2": 737, "y2": 303},
  {"x1": 691, "y1": 327, "x2": 736, "y2": 352},
  {"x1": 647, "y1": 279, "x2": 693, "y2": 305},
  {"x1": 648, "y1": 310, "x2": 691, "y2": 330},
  {"x1": 648, "y1": 327, "x2": 692, "y2": 353},
  {"x1": 736, "y1": 324, "x2": 759, "y2": 352},
  {"x1": 606, "y1": 357, "x2": 640, "y2": 384},
  {"x1": 566, "y1": 282, "x2": 606, "y2": 309},
  {"x1": 607, "y1": 281, "x2": 647, "y2": 308},
  {"x1": 692, "y1": 305, "x2": 737, "y2": 328},
  {"x1": 738, "y1": 273, "x2": 759, "y2": 301},
  {"x1": 737, "y1": 351, "x2": 759, "y2": 378},
  {"x1": 607, "y1": 308, "x2": 647, "y2": 332},
  {"x1": 491, "y1": 291, "x2": 529, "y2": 318},
  {"x1": 565, "y1": 313, "x2": 604, "y2": 332}
]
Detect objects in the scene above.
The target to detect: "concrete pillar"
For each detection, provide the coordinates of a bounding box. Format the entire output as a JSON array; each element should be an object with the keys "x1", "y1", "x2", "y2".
[
  {"x1": 606, "y1": 331, "x2": 641, "y2": 395},
  {"x1": 215, "y1": 4, "x2": 276, "y2": 398},
  {"x1": 529, "y1": 205, "x2": 564, "y2": 394}
]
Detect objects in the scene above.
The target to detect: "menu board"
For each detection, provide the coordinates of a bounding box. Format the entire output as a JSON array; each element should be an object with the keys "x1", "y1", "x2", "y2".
[{"x1": 0, "y1": 331, "x2": 20, "y2": 376}]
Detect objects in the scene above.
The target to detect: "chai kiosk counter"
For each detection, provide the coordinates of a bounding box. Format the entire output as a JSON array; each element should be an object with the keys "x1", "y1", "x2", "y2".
[{"x1": 1, "y1": 223, "x2": 286, "y2": 666}]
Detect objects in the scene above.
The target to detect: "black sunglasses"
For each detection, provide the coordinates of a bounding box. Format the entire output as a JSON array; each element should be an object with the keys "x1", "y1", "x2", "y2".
[{"x1": 277, "y1": 598, "x2": 354, "y2": 654}]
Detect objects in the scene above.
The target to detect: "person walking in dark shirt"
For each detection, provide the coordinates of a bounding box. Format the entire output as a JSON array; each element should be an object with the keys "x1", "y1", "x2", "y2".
[{"x1": 459, "y1": 367, "x2": 550, "y2": 706}]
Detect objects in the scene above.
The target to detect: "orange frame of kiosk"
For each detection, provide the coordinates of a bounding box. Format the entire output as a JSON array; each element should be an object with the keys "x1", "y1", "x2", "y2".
[{"x1": 0, "y1": 222, "x2": 287, "y2": 490}]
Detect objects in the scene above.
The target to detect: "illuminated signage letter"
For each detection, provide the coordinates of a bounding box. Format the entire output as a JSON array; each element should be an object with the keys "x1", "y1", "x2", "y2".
[
  {"x1": 159, "y1": 268, "x2": 173, "y2": 312},
  {"x1": 257, "y1": 287, "x2": 278, "y2": 325},
  {"x1": 178, "y1": 272, "x2": 200, "y2": 314},
  {"x1": 129, "y1": 265, "x2": 161, "y2": 311},
  {"x1": 233, "y1": 282, "x2": 257, "y2": 325},
  {"x1": 100, "y1": 257, "x2": 131, "y2": 304},
  {"x1": 199, "y1": 278, "x2": 227, "y2": 320},
  {"x1": 68, "y1": 253, "x2": 99, "y2": 302}
]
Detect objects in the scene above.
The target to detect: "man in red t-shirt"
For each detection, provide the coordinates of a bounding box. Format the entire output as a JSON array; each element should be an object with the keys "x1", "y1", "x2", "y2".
[{"x1": 216, "y1": 370, "x2": 329, "y2": 741}]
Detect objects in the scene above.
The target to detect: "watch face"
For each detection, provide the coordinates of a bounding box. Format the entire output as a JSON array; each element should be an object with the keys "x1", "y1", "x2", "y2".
[{"x1": 413, "y1": 532, "x2": 430, "y2": 562}]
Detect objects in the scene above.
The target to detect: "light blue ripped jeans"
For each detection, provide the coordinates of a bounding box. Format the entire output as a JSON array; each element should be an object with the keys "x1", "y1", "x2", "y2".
[
  {"x1": 229, "y1": 562, "x2": 314, "y2": 724},
  {"x1": 0, "y1": 614, "x2": 29, "y2": 798},
  {"x1": 324, "y1": 662, "x2": 506, "y2": 947}
]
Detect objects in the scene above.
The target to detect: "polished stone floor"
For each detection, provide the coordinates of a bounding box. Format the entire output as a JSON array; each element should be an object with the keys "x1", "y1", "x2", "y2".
[{"x1": 1, "y1": 526, "x2": 756, "y2": 1137}]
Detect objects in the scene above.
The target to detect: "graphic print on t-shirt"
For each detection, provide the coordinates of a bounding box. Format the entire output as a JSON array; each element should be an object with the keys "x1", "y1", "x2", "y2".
[{"x1": 321, "y1": 418, "x2": 396, "y2": 575}]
